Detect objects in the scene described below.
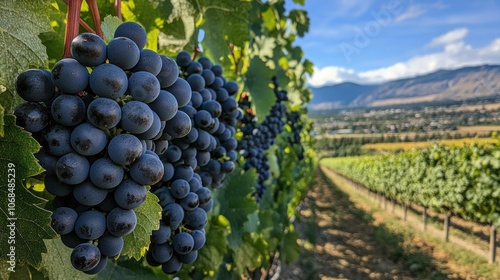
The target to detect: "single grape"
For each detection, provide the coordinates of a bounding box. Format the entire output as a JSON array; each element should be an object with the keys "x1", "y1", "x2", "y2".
[
  {"x1": 177, "y1": 250, "x2": 198, "y2": 264},
  {"x1": 151, "y1": 243, "x2": 173, "y2": 263},
  {"x1": 172, "y1": 232, "x2": 194, "y2": 255},
  {"x1": 71, "y1": 123, "x2": 108, "y2": 156},
  {"x1": 191, "y1": 230, "x2": 206, "y2": 250},
  {"x1": 131, "y1": 50, "x2": 162, "y2": 76},
  {"x1": 114, "y1": 21, "x2": 147, "y2": 50},
  {"x1": 74, "y1": 210, "x2": 106, "y2": 240},
  {"x1": 165, "y1": 78, "x2": 192, "y2": 108},
  {"x1": 176, "y1": 51, "x2": 192, "y2": 68},
  {"x1": 201, "y1": 100, "x2": 222, "y2": 118},
  {"x1": 194, "y1": 110, "x2": 213, "y2": 128},
  {"x1": 186, "y1": 74, "x2": 205, "y2": 92},
  {"x1": 107, "y1": 134, "x2": 143, "y2": 166},
  {"x1": 211, "y1": 64, "x2": 223, "y2": 76},
  {"x1": 71, "y1": 33, "x2": 107, "y2": 66},
  {"x1": 179, "y1": 192, "x2": 199, "y2": 211},
  {"x1": 51, "y1": 207, "x2": 78, "y2": 235},
  {"x1": 169, "y1": 179, "x2": 190, "y2": 199},
  {"x1": 107, "y1": 207, "x2": 137, "y2": 237},
  {"x1": 216, "y1": 88, "x2": 229, "y2": 103},
  {"x1": 162, "y1": 203, "x2": 184, "y2": 230},
  {"x1": 157, "y1": 55, "x2": 179, "y2": 88},
  {"x1": 51, "y1": 94, "x2": 86, "y2": 126},
  {"x1": 162, "y1": 162, "x2": 175, "y2": 182},
  {"x1": 98, "y1": 234, "x2": 124, "y2": 257},
  {"x1": 224, "y1": 81, "x2": 239, "y2": 96},
  {"x1": 210, "y1": 77, "x2": 223, "y2": 90},
  {"x1": 190, "y1": 91, "x2": 203, "y2": 109},
  {"x1": 89, "y1": 63, "x2": 128, "y2": 99},
  {"x1": 201, "y1": 69, "x2": 215, "y2": 86},
  {"x1": 114, "y1": 179, "x2": 147, "y2": 209},
  {"x1": 73, "y1": 180, "x2": 108, "y2": 206},
  {"x1": 55, "y1": 152, "x2": 89, "y2": 185},
  {"x1": 121, "y1": 101, "x2": 154, "y2": 134},
  {"x1": 16, "y1": 69, "x2": 54, "y2": 102},
  {"x1": 14, "y1": 102, "x2": 50, "y2": 133},
  {"x1": 89, "y1": 158, "x2": 124, "y2": 189},
  {"x1": 51, "y1": 58, "x2": 89, "y2": 94},
  {"x1": 151, "y1": 223, "x2": 171, "y2": 244},
  {"x1": 130, "y1": 153, "x2": 164, "y2": 185},
  {"x1": 188, "y1": 176, "x2": 202, "y2": 193},
  {"x1": 128, "y1": 71, "x2": 161, "y2": 103},
  {"x1": 136, "y1": 111, "x2": 161, "y2": 140},
  {"x1": 196, "y1": 187, "x2": 212, "y2": 204},
  {"x1": 107, "y1": 37, "x2": 140, "y2": 70},
  {"x1": 173, "y1": 165, "x2": 194, "y2": 181},
  {"x1": 186, "y1": 61, "x2": 202, "y2": 75},
  {"x1": 184, "y1": 207, "x2": 207, "y2": 230},
  {"x1": 164, "y1": 111, "x2": 191, "y2": 139},
  {"x1": 70, "y1": 243, "x2": 101, "y2": 272},
  {"x1": 87, "y1": 98, "x2": 122, "y2": 129}
]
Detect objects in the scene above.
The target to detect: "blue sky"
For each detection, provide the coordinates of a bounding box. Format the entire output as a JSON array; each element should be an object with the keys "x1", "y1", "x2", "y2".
[{"x1": 287, "y1": 0, "x2": 500, "y2": 87}]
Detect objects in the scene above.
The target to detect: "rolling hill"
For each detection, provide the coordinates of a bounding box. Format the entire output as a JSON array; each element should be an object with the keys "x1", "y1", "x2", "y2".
[{"x1": 309, "y1": 65, "x2": 500, "y2": 110}]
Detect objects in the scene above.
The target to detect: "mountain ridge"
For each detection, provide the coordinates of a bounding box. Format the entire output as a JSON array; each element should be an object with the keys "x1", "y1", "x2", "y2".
[{"x1": 309, "y1": 65, "x2": 500, "y2": 110}]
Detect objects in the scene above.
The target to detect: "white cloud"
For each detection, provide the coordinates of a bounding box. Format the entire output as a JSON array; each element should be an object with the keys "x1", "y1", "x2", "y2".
[
  {"x1": 395, "y1": 5, "x2": 425, "y2": 22},
  {"x1": 428, "y1": 28, "x2": 469, "y2": 47},
  {"x1": 308, "y1": 34, "x2": 500, "y2": 88}
]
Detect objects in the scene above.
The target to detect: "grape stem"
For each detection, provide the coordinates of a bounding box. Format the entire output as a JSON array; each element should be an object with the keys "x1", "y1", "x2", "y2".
[
  {"x1": 79, "y1": 18, "x2": 96, "y2": 33},
  {"x1": 86, "y1": 0, "x2": 104, "y2": 38},
  {"x1": 115, "y1": 0, "x2": 122, "y2": 20},
  {"x1": 62, "y1": 0, "x2": 105, "y2": 58},
  {"x1": 62, "y1": 0, "x2": 83, "y2": 58}
]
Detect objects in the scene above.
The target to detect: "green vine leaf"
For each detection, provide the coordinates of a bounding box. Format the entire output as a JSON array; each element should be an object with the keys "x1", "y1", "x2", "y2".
[
  {"x1": 0, "y1": 0, "x2": 52, "y2": 113},
  {"x1": 0, "y1": 116, "x2": 55, "y2": 269},
  {"x1": 279, "y1": 231, "x2": 301, "y2": 263},
  {"x1": 200, "y1": 0, "x2": 251, "y2": 61},
  {"x1": 101, "y1": 15, "x2": 123, "y2": 43},
  {"x1": 121, "y1": 191, "x2": 162, "y2": 260},
  {"x1": 96, "y1": 259, "x2": 164, "y2": 280},
  {"x1": 245, "y1": 57, "x2": 276, "y2": 123}
]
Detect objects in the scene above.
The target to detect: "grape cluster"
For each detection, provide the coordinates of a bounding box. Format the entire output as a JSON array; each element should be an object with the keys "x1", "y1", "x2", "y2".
[
  {"x1": 238, "y1": 77, "x2": 288, "y2": 201},
  {"x1": 14, "y1": 21, "x2": 213, "y2": 274},
  {"x1": 285, "y1": 111, "x2": 305, "y2": 160},
  {"x1": 144, "y1": 50, "x2": 240, "y2": 274}
]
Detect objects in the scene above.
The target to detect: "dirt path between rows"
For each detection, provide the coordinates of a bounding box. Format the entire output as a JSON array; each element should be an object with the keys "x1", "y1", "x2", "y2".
[{"x1": 281, "y1": 167, "x2": 497, "y2": 280}]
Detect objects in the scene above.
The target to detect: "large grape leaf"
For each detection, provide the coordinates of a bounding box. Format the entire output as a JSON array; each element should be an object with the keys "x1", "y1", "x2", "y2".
[
  {"x1": 96, "y1": 259, "x2": 164, "y2": 280},
  {"x1": 244, "y1": 57, "x2": 276, "y2": 122},
  {"x1": 279, "y1": 230, "x2": 301, "y2": 263},
  {"x1": 121, "y1": 191, "x2": 162, "y2": 260},
  {"x1": 215, "y1": 169, "x2": 257, "y2": 245},
  {"x1": 40, "y1": 239, "x2": 93, "y2": 280},
  {"x1": 0, "y1": 0, "x2": 52, "y2": 113},
  {"x1": 199, "y1": 0, "x2": 251, "y2": 61},
  {"x1": 0, "y1": 116, "x2": 55, "y2": 268}
]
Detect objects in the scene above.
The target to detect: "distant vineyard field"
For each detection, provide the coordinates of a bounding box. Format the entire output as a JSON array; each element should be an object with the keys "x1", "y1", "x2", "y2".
[{"x1": 362, "y1": 137, "x2": 498, "y2": 151}]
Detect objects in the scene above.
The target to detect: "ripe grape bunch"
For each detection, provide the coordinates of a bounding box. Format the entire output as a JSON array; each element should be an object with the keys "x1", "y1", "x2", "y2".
[
  {"x1": 238, "y1": 76, "x2": 288, "y2": 201},
  {"x1": 145, "y1": 50, "x2": 241, "y2": 274},
  {"x1": 14, "y1": 20, "x2": 239, "y2": 275},
  {"x1": 285, "y1": 111, "x2": 305, "y2": 160}
]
